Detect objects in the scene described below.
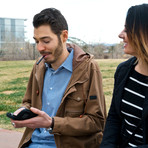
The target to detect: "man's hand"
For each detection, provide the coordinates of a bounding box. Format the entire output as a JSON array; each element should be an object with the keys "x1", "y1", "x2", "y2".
[{"x1": 11, "y1": 107, "x2": 52, "y2": 129}]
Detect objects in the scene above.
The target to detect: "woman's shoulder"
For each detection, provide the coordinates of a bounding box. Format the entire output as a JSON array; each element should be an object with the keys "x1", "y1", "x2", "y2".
[
  {"x1": 117, "y1": 56, "x2": 137, "y2": 71},
  {"x1": 114, "y1": 57, "x2": 137, "y2": 81}
]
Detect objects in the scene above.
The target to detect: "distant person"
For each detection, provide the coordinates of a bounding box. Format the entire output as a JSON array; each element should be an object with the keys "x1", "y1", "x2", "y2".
[
  {"x1": 9, "y1": 8, "x2": 106, "y2": 148},
  {"x1": 100, "y1": 3, "x2": 148, "y2": 148}
]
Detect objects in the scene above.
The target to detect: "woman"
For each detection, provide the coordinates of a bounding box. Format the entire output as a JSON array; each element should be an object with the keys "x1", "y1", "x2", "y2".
[{"x1": 101, "y1": 4, "x2": 148, "y2": 148}]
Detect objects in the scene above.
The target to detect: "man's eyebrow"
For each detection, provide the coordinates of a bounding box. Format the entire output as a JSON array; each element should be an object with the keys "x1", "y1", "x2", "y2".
[{"x1": 33, "y1": 36, "x2": 52, "y2": 40}]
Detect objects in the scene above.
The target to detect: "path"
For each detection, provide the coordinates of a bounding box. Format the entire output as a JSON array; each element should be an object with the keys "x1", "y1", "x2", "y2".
[{"x1": 0, "y1": 128, "x2": 23, "y2": 148}]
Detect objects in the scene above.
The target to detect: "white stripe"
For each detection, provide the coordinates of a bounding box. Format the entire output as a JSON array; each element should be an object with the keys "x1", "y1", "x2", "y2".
[
  {"x1": 134, "y1": 133, "x2": 143, "y2": 138},
  {"x1": 124, "y1": 87, "x2": 145, "y2": 98},
  {"x1": 125, "y1": 119, "x2": 143, "y2": 130},
  {"x1": 125, "y1": 119, "x2": 136, "y2": 127},
  {"x1": 130, "y1": 77, "x2": 148, "y2": 87},
  {"x1": 122, "y1": 99, "x2": 143, "y2": 110},
  {"x1": 121, "y1": 111, "x2": 141, "y2": 119},
  {"x1": 126, "y1": 130, "x2": 143, "y2": 138},
  {"x1": 128, "y1": 142, "x2": 137, "y2": 147}
]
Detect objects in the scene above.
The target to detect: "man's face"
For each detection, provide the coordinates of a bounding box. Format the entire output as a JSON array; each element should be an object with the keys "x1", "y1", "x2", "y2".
[{"x1": 33, "y1": 25, "x2": 63, "y2": 65}]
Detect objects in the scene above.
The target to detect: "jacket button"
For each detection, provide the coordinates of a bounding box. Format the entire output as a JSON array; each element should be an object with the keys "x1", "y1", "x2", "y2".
[
  {"x1": 77, "y1": 97, "x2": 81, "y2": 101},
  {"x1": 80, "y1": 115, "x2": 83, "y2": 118},
  {"x1": 36, "y1": 90, "x2": 39, "y2": 95}
]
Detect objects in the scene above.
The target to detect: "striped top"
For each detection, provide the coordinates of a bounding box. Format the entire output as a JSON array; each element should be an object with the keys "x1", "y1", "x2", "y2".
[{"x1": 121, "y1": 68, "x2": 148, "y2": 147}]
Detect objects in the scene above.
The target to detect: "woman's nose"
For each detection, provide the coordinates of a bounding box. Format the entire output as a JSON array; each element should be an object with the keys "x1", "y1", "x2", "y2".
[{"x1": 118, "y1": 31, "x2": 124, "y2": 39}]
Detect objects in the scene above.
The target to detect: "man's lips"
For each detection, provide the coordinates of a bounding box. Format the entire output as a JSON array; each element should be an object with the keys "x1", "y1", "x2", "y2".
[
  {"x1": 43, "y1": 54, "x2": 48, "y2": 57},
  {"x1": 40, "y1": 52, "x2": 52, "y2": 57}
]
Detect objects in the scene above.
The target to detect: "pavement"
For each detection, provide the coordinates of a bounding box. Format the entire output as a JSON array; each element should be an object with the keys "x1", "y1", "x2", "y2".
[{"x1": 0, "y1": 128, "x2": 23, "y2": 148}]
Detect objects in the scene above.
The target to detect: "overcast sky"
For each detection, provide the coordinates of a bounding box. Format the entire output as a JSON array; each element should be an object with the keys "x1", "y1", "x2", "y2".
[{"x1": 0, "y1": 0, "x2": 148, "y2": 44}]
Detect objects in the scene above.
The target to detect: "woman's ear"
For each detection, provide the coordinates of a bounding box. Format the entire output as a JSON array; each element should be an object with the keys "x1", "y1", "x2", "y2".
[{"x1": 61, "y1": 30, "x2": 68, "y2": 42}]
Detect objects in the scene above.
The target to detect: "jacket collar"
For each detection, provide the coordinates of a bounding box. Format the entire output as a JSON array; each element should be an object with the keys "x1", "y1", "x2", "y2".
[
  {"x1": 63, "y1": 44, "x2": 93, "y2": 101},
  {"x1": 35, "y1": 61, "x2": 46, "y2": 93},
  {"x1": 66, "y1": 43, "x2": 93, "y2": 70},
  {"x1": 115, "y1": 57, "x2": 148, "y2": 118},
  {"x1": 114, "y1": 57, "x2": 137, "y2": 115}
]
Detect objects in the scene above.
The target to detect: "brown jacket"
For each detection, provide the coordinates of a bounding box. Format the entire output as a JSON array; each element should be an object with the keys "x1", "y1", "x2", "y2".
[{"x1": 18, "y1": 44, "x2": 106, "y2": 148}]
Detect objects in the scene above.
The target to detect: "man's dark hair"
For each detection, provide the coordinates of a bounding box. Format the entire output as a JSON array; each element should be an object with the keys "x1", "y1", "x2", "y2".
[{"x1": 33, "y1": 8, "x2": 68, "y2": 36}]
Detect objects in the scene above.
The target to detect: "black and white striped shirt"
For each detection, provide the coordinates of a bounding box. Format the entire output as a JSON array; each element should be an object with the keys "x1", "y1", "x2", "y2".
[{"x1": 121, "y1": 69, "x2": 148, "y2": 147}]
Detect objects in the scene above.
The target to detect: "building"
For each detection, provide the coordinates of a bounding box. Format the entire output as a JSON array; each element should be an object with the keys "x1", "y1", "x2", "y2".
[{"x1": 0, "y1": 17, "x2": 27, "y2": 49}]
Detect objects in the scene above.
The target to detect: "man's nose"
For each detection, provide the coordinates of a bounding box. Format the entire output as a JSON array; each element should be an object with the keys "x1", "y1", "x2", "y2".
[{"x1": 37, "y1": 42, "x2": 45, "y2": 51}]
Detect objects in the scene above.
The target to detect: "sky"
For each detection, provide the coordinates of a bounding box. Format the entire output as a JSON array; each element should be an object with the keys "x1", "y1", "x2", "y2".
[{"x1": 0, "y1": 0, "x2": 148, "y2": 44}]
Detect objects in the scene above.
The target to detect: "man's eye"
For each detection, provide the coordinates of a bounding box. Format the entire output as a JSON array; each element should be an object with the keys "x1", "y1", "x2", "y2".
[{"x1": 44, "y1": 41, "x2": 50, "y2": 44}]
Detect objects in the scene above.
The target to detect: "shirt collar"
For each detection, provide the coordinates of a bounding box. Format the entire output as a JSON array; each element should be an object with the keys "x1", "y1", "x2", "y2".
[{"x1": 61, "y1": 48, "x2": 73, "y2": 72}]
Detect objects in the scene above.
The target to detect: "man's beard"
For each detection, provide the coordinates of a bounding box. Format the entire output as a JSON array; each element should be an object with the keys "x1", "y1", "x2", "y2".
[
  {"x1": 41, "y1": 38, "x2": 63, "y2": 65},
  {"x1": 48, "y1": 39, "x2": 63, "y2": 64}
]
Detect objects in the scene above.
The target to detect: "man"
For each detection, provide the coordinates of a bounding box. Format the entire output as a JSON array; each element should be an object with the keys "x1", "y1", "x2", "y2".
[{"x1": 11, "y1": 8, "x2": 106, "y2": 148}]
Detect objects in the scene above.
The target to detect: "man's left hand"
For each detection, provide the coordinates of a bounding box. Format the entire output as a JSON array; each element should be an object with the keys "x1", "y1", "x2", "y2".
[{"x1": 11, "y1": 107, "x2": 52, "y2": 129}]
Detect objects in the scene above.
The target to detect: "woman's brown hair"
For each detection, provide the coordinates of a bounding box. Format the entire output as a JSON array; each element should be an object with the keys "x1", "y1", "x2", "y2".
[{"x1": 126, "y1": 4, "x2": 148, "y2": 64}]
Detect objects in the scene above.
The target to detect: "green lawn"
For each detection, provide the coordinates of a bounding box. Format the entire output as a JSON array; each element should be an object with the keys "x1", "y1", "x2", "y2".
[
  {"x1": 0, "y1": 59, "x2": 125, "y2": 131},
  {"x1": 0, "y1": 60, "x2": 34, "y2": 131},
  {"x1": 96, "y1": 59, "x2": 125, "y2": 111}
]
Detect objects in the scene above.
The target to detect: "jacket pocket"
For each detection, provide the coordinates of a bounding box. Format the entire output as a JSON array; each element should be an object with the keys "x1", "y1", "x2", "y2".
[{"x1": 65, "y1": 96, "x2": 84, "y2": 117}]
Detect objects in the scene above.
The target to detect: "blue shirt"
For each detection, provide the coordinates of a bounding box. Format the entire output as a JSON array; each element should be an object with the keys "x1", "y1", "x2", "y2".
[{"x1": 28, "y1": 49, "x2": 73, "y2": 148}]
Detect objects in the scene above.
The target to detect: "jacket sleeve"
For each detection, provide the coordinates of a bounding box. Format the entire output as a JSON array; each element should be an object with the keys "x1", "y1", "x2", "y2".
[
  {"x1": 21, "y1": 64, "x2": 36, "y2": 109},
  {"x1": 100, "y1": 66, "x2": 122, "y2": 148},
  {"x1": 53, "y1": 60, "x2": 106, "y2": 137}
]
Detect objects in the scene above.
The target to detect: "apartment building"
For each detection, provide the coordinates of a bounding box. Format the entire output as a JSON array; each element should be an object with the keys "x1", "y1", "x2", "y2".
[{"x1": 0, "y1": 17, "x2": 27, "y2": 49}]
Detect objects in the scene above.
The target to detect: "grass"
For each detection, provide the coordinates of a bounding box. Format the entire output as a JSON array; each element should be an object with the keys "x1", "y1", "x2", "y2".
[
  {"x1": 0, "y1": 59, "x2": 125, "y2": 132},
  {"x1": 0, "y1": 60, "x2": 34, "y2": 132},
  {"x1": 96, "y1": 59, "x2": 125, "y2": 111}
]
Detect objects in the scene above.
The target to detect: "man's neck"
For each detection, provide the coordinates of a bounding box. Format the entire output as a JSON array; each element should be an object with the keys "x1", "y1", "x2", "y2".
[{"x1": 51, "y1": 48, "x2": 69, "y2": 70}]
